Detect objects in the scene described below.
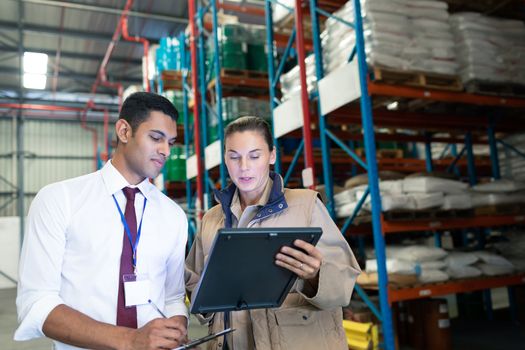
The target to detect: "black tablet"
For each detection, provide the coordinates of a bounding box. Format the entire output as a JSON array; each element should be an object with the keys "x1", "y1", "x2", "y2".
[{"x1": 189, "y1": 227, "x2": 322, "y2": 314}]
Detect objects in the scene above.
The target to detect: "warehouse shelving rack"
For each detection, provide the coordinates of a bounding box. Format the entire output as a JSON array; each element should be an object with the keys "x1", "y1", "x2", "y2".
[
  {"x1": 181, "y1": 1, "x2": 525, "y2": 348},
  {"x1": 265, "y1": 0, "x2": 396, "y2": 348},
  {"x1": 185, "y1": 0, "x2": 284, "y2": 212},
  {"x1": 265, "y1": 0, "x2": 525, "y2": 349}
]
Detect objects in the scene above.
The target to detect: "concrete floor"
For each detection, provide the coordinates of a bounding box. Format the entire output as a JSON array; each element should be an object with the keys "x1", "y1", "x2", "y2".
[
  {"x1": 4, "y1": 286, "x2": 523, "y2": 350},
  {"x1": 1, "y1": 287, "x2": 208, "y2": 350}
]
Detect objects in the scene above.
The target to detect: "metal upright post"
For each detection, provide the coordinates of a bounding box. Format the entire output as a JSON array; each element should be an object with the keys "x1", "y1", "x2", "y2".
[
  {"x1": 180, "y1": 32, "x2": 192, "y2": 208},
  {"x1": 264, "y1": 1, "x2": 281, "y2": 174},
  {"x1": 353, "y1": 0, "x2": 395, "y2": 349},
  {"x1": 180, "y1": 32, "x2": 195, "y2": 247},
  {"x1": 309, "y1": 0, "x2": 335, "y2": 216},
  {"x1": 188, "y1": 0, "x2": 205, "y2": 216},
  {"x1": 17, "y1": 0, "x2": 25, "y2": 244},
  {"x1": 196, "y1": 7, "x2": 211, "y2": 209},
  {"x1": 425, "y1": 132, "x2": 433, "y2": 172},
  {"x1": 293, "y1": 0, "x2": 315, "y2": 189},
  {"x1": 450, "y1": 143, "x2": 461, "y2": 177},
  {"x1": 487, "y1": 122, "x2": 501, "y2": 180},
  {"x1": 210, "y1": 0, "x2": 227, "y2": 188},
  {"x1": 465, "y1": 131, "x2": 477, "y2": 186}
]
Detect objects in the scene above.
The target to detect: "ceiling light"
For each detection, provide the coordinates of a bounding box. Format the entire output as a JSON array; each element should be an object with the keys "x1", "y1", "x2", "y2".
[
  {"x1": 23, "y1": 52, "x2": 48, "y2": 74},
  {"x1": 23, "y1": 73, "x2": 47, "y2": 90}
]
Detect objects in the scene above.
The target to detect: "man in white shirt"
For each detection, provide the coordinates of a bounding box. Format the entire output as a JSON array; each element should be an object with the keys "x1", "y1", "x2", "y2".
[{"x1": 15, "y1": 92, "x2": 189, "y2": 349}]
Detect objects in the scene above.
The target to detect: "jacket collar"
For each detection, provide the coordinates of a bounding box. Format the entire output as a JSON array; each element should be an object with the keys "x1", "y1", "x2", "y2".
[{"x1": 213, "y1": 171, "x2": 288, "y2": 228}]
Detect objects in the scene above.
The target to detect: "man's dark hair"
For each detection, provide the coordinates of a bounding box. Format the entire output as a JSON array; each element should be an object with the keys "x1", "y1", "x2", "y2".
[
  {"x1": 119, "y1": 92, "x2": 178, "y2": 132},
  {"x1": 224, "y1": 116, "x2": 274, "y2": 151}
]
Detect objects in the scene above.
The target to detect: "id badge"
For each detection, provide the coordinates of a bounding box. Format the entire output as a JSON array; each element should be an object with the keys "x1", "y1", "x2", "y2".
[{"x1": 123, "y1": 273, "x2": 151, "y2": 307}]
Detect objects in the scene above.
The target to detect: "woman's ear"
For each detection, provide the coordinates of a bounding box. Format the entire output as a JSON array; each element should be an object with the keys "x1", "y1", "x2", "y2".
[
  {"x1": 115, "y1": 119, "x2": 131, "y2": 144},
  {"x1": 269, "y1": 146, "x2": 277, "y2": 165}
]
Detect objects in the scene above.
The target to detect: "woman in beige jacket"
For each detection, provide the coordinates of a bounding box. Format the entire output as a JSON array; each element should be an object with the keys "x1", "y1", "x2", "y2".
[{"x1": 185, "y1": 116, "x2": 361, "y2": 350}]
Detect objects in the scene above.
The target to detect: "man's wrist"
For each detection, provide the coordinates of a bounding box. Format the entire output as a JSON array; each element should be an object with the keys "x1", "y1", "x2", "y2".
[{"x1": 115, "y1": 326, "x2": 135, "y2": 350}]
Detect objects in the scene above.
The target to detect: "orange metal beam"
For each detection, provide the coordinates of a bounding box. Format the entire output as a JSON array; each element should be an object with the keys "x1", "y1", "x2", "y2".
[
  {"x1": 346, "y1": 213, "x2": 525, "y2": 235},
  {"x1": 386, "y1": 273, "x2": 525, "y2": 303},
  {"x1": 217, "y1": 1, "x2": 266, "y2": 16},
  {"x1": 368, "y1": 82, "x2": 525, "y2": 108},
  {"x1": 381, "y1": 213, "x2": 525, "y2": 233},
  {"x1": 0, "y1": 103, "x2": 82, "y2": 112},
  {"x1": 207, "y1": 76, "x2": 269, "y2": 90}
]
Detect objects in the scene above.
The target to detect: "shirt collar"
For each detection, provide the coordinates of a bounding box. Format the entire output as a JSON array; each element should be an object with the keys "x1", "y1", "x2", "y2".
[{"x1": 100, "y1": 160, "x2": 154, "y2": 201}]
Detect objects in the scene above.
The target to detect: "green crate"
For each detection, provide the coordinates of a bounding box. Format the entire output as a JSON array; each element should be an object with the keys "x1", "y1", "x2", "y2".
[
  {"x1": 163, "y1": 90, "x2": 194, "y2": 124},
  {"x1": 165, "y1": 145, "x2": 186, "y2": 181},
  {"x1": 247, "y1": 44, "x2": 267, "y2": 72},
  {"x1": 220, "y1": 24, "x2": 248, "y2": 41}
]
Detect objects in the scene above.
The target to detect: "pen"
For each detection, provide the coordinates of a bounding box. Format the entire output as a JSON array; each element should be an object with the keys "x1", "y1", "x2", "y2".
[{"x1": 148, "y1": 299, "x2": 168, "y2": 318}]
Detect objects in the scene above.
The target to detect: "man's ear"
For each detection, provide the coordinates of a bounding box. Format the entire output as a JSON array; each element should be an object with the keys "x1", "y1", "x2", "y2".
[{"x1": 115, "y1": 119, "x2": 132, "y2": 144}]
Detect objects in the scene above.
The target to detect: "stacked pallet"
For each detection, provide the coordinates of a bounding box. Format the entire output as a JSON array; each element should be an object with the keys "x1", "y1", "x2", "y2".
[
  {"x1": 450, "y1": 12, "x2": 525, "y2": 96},
  {"x1": 207, "y1": 96, "x2": 271, "y2": 144},
  {"x1": 279, "y1": 0, "x2": 461, "y2": 100},
  {"x1": 206, "y1": 23, "x2": 269, "y2": 78}
]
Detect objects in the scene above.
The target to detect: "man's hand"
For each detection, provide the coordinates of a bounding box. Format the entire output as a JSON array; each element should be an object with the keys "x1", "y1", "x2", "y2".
[{"x1": 126, "y1": 315, "x2": 188, "y2": 350}]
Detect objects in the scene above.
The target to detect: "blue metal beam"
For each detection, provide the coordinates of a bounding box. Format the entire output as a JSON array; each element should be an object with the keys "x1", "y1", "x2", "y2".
[
  {"x1": 465, "y1": 131, "x2": 477, "y2": 186},
  {"x1": 265, "y1": 1, "x2": 281, "y2": 174},
  {"x1": 354, "y1": 284, "x2": 383, "y2": 322},
  {"x1": 438, "y1": 143, "x2": 451, "y2": 159},
  {"x1": 341, "y1": 187, "x2": 370, "y2": 236},
  {"x1": 310, "y1": 0, "x2": 335, "y2": 217},
  {"x1": 450, "y1": 143, "x2": 461, "y2": 177},
  {"x1": 487, "y1": 123, "x2": 501, "y2": 180},
  {"x1": 211, "y1": 0, "x2": 226, "y2": 191},
  {"x1": 316, "y1": 7, "x2": 355, "y2": 29},
  {"x1": 353, "y1": 0, "x2": 394, "y2": 348},
  {"x1": 273, "y1": 28, "x2": 296, "y2": 90},
  {"x1": 498, "y1": 139, "x2": 525, "y2": 159},
  {"x1": 446, "y1": 145, "x2": 466, "y2": 174},
  {"x1": 326, "y1": 129, "x2": 368, "y2": 170},
  {"x1": 283, "y1": 139, "x2": 304, "y2": 186},
  {"x1": 197, "y1": 7, "x2": 211, "y2": 209},
  {"x1": 425, "y1": 132, "x2": 433, "y2": 172},
  {"x1": 180, "y1": 32, "x2": 195, "y2": 249}
]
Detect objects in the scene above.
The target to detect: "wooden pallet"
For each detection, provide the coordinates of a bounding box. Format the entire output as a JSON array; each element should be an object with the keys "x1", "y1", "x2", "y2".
[
  {"x1": 371, "y1": 66, "x2": 463, "y2": 92},
  {"x1": 220, "y1": 68, "x2": 248, "y2": 78},
  {"x1": 383, "y1": 209, "x2": 474, "y2": 221},
  {"x1": 247, "y1": 70, "x2": 268, "y2": 79},
  {"x1": 274, "y1": 12, "x2": 314, "y2": 39},
  {"x1": 355, "y1": 148, "x2": 404, "y2": 159},
  {"x1": 161, "y1": 70, "x2": 183, "y2": 90},
  {"x1": 218, "y1": 68, "x2": 268, "y2": 79},
  {"x1": 465, "y1": 80, "x2": 525, "y2": 98},
  {"x1": 474, "y1": 204, "x2": 523, "y2": 216}
]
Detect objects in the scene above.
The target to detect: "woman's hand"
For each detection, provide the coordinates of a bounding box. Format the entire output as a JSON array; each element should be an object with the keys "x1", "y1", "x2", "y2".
[{"x1": 275, "y1": 239, "x2": 323, "y2": 281}]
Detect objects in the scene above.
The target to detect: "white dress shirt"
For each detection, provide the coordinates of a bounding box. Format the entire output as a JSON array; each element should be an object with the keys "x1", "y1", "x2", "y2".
[{"x1": 15, "y1": 161, "x2": 188, "y2": 349}]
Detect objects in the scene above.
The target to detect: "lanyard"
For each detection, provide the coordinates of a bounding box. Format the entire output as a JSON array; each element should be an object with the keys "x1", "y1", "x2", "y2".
[{"x1": 112, "y1": 193, "x2": 147, "y2": 272}]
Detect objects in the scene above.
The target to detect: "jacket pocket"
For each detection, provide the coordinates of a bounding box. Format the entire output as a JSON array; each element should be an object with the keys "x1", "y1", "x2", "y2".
[{"x1": 274, "y1": 307, "x2": 329, "y2": 350}]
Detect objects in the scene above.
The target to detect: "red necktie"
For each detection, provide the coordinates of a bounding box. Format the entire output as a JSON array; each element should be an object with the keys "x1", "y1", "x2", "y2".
[{"x1": 116, "y1": 187, "x2": 139, "y2": 328}]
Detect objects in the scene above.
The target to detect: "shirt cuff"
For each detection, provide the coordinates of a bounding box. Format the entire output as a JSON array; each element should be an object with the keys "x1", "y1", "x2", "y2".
[
  {"x1": 165, "y1": 298, "x2": 189, "y2": 319},
  {"x1": 14, "y1": 295, "x2": 63, "y2": 341}
]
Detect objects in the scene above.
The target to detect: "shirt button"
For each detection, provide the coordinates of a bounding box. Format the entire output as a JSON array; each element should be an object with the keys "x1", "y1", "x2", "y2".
[
  {"x1": 303, "y1": 315, "x2": 308, "y2": 320},
  {"x1": 218, "y1": 343, "x2": 222, "y2": 347}
]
